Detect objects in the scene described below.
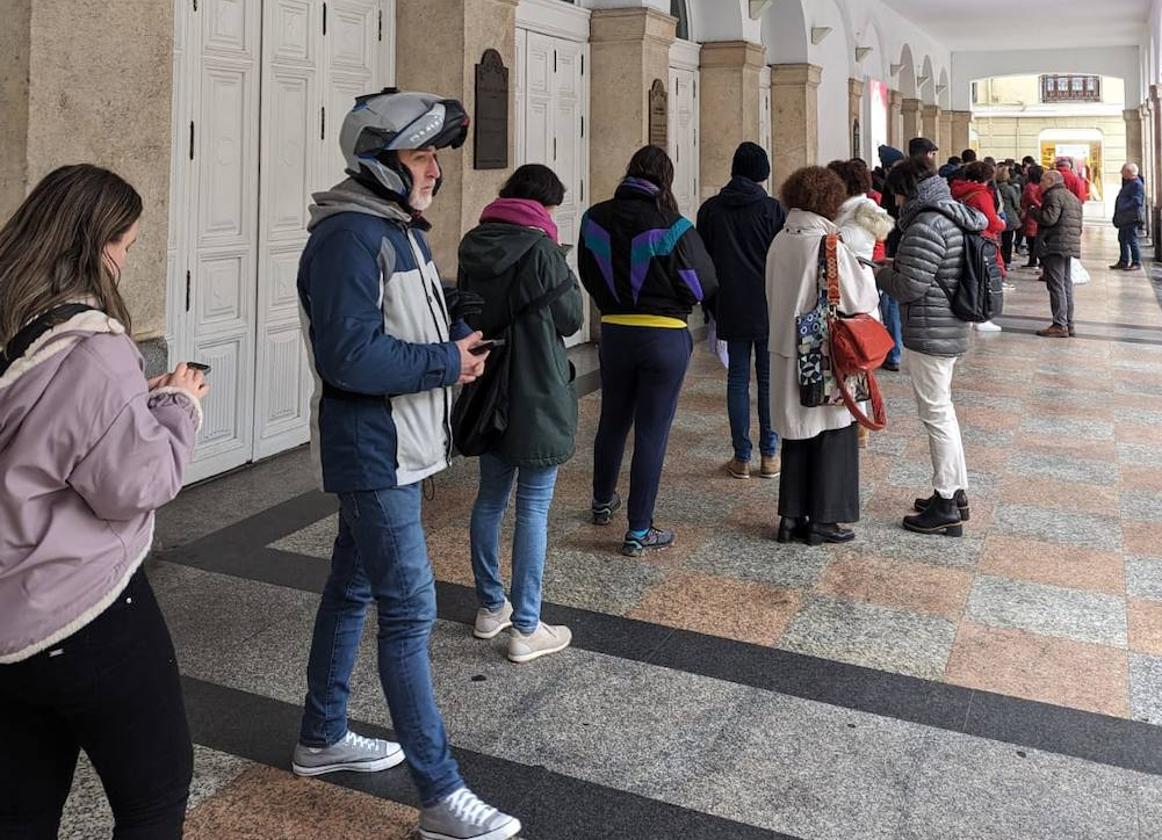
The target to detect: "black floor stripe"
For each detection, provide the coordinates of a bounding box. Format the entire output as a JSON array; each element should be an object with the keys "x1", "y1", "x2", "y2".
[
  {"x1": 156, "y1": 499, "x2": 1162, "y2": 781},
  {"x1": 183, "y1": 676, "x2": 791, "y2": 840},
  {"x1": 998, "y1": 312, "x2": 1162, "y2": 333}
]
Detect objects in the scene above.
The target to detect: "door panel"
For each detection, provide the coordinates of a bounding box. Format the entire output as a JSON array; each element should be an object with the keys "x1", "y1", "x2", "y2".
[{"x1": 668, "y1": 67, "x2": 698, "y2": 220}]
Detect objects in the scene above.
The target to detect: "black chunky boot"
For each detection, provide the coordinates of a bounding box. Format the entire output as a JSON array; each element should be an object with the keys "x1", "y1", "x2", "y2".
[
  {"x1": 806, "y1": 522, "x2": 856, "y2": 545},
  {"x1": 776, "y1": 517, "x2": 809, "y2": 544},
  {"x1": 903, "y1": 494, "x2": 963, "y2": 537},
  {"x1": 913, "y1": 489, "x2": 970, "y2": 521}
]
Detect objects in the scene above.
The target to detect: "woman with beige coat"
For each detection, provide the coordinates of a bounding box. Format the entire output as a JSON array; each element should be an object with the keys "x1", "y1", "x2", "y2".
[{"x1": 767, "y1": 166, "x2": 882, "y2": 545}]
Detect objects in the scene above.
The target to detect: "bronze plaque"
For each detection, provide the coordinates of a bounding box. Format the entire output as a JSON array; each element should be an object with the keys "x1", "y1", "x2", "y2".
[
  {"x1": 648, "y1": 79, "x2": 668, "y2": 149},
  {"x1": 852, "y1": 118, "x2": 862, "y2": 160},
  {"x1": 474, "y1": 49, "x2": 509, "y2": 170}
]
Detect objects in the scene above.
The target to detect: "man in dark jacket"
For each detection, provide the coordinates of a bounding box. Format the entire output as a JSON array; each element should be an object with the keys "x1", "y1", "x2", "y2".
[
  {"x1": 876, "y1": 159, "x2": 987, "y2": 538},
  {"x1": 1030, "y1": 169, "x2": 1084, "y2": 337},
  {"x1": 696, "y1": 142, "x2": 786, "y2": 480},
  {"x1": 295, "y1": 90, "x2": 522, "y2": 840},
  {"x1": 1111, "y1": 162, "x2": 1145, "y2": 270}
]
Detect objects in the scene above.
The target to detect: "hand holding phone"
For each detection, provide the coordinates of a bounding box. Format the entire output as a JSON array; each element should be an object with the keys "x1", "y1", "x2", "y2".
[{"x1": 470, "y1": 338, "x2": 506, "y2": 356}]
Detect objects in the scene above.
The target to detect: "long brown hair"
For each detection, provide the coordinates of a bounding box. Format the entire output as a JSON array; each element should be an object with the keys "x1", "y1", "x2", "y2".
[
  {"x1": 0, "y1": 164, "x2": 142, "y2": 346},
  {"x1": 625, "y1": 145, "x2": 679, "y2": 215}
]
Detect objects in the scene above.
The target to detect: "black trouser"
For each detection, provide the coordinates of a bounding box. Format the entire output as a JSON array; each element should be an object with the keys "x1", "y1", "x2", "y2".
[
  {"x1": 1014, "y1": 230, "x2": 1025, "y2": 251},
  {"x1": 778, "y1": 424, "x2": 860, "y2": 524},
  {"x1": 0, "y1": 570, "x2": 193, "y2": 839},
  {"x1": 1024, "y1": 235, "x2": 1039, "y2": 267},
  {"x1": 593, "y1": 323, "x2": 693, "y2": 532},
  {"x1": 1001, "y1": 230, "x2": 1015, "y2": 267}
]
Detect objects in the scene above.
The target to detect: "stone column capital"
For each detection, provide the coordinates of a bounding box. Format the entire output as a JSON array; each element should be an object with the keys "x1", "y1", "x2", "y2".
[
  {"x1": 848, "y1": 77, "x2": 865, "y2": 98},
  {"x1": 698, "y1": 40, "x2": 765, "y2": 69},
  {"x1": 901, "y1": 97, "x2": 922, "y2": 114},
  {"x1": 1125, "y1": 108, "x2": 1144, "y2": 124},
  {"x1": 922, "y1": 103, "x2": 942, "y2": 117},
  {"x1": 770, "y1": 62, "x2": 822, "y2": 89},
  {"x1": 889, "y1": 89, "x2": 903, "y2": 108},
  {"x1": 591, "y1": 7, "x2": 676, "y2": 48}
]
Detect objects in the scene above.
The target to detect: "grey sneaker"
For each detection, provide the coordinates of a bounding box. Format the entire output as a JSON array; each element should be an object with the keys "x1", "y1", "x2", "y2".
[
  {"x1": 473, "y1": 599, "x2": 513, "y2": 640},
  {"x1": 507, "y1": 622, "x2": 572, "y2": 664},
  {"x1": 291, "y1": 730, "x2": 404, "y2": 777},
  {"x1": 419, "y1": 787, "x2": 521, "y2": 840}
]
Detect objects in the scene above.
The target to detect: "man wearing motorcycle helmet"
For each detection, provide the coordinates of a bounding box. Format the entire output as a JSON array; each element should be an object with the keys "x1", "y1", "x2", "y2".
[{"x1": 292, "y1": 88, "x2": 520, "y2": 840}]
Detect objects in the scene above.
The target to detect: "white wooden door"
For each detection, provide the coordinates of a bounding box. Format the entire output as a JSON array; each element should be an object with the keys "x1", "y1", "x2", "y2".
[
  {"x1": 169, "y1": 0, "x2": 262, "y2": 483},
  {"x1": 171, "y1": 0, "x2": 392, "y2": 482},
  {"x1": 760, "y1": 66, "x2": 773, "y2": 194},
  {"x1": 517, "y1": 30, "x2": 589, "y2": 347},
  {"x1": 668, "y1": 66, "x2": 698, "y2": 220}
]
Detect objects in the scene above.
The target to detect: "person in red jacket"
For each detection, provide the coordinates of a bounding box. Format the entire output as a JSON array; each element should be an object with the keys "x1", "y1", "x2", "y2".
[
  {"x1": 952, "y1": 160, "x2": 1006, "y2": 332},
  {"x1": 1021, "y1": 165, "x2": 1045, "y2": 268},
  {"x1": 1056, "y1": 158, "x2": 1089, "y2": 203}
]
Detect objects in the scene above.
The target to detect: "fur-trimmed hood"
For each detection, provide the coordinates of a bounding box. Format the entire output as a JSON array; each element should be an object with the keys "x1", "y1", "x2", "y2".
[{"x1": 836, "y1": 195, "x2": 895, "y2": 243}]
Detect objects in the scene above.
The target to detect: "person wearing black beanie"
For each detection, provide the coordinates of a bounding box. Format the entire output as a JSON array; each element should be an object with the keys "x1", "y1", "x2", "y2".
[{"x1": 696, "y1": 143, "x2": 787, "y2": 481}]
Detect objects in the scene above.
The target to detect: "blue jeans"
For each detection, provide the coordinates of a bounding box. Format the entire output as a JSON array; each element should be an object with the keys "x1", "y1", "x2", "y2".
[
  {"x1": 299, "y1": 485, "x2": 461, "y2": 807},
  {"x1": 879, "y1": 292, "x2": 903, "y2": 366},
  {"x1": 1119, "y1": 224, "x2": 1141, "y2": 265},
  {"x1": 470, "y1": 453, "x2": 558, "y2": 634},
  {"x1": 726, "y1": 338, "x2": 777, "y2": 462}
]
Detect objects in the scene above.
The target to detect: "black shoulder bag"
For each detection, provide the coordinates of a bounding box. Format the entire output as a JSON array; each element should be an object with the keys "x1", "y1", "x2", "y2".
[{"x1": 0, "y1": 304, "x2": 96, "y2": 377}]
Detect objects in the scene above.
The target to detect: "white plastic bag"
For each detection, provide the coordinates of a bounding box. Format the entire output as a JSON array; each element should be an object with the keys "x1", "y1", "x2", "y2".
[
  {"x1": 1071, "y1": 258, "x2": 1090, "y2": 285},
  {"x1": 706, "y1": 316, "x2": 729, "y2": 369}
]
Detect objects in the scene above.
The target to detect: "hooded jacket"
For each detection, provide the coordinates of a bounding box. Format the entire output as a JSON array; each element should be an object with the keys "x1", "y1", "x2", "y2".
[
  {"x1": 1057, "y1": 165, "x2": 1090, "y2": 203},
  {"x1": 834, "y1": 194, "x2": 895, "y2": 263},
  {"x1": 951, "y1": 180, "x2": 1006, "y2": 241},
  {"x1": 1031, "y1": 183, "x2": 1083, "y2": 259},
  {"x1": 695, "y1": 176, "x2": 787, "y2": 341},
  {"x1": 298, "y1": 179, "x2": 469, "y2": 492},
  {"x1": 457, "y1": 211, "x2": 584, "y2": 468},
  {"x1": 579, "y1": 178, "x2": 718, "y2": 323},
  {"x1": 876, "y1": 176, "x2": 988, "y2": 357},
  {"x1": 1021, "y1": 182, "x2": 1043, "y2": 237},
  {"x1": 997, "y1": 181, "x2": 1022, "y2": 232},
  {"x1": 0, "y1": 310, "x2": 202, "y2": 663}
]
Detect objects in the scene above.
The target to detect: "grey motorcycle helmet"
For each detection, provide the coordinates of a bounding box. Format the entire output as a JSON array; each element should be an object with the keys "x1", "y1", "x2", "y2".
[{"x1": 340, "y1": 88, "x2": 470, "y2": 199}]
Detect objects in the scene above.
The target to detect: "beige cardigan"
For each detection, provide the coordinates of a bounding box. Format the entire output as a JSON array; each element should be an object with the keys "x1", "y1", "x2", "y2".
[{"x1": 766, "y1": 209, "x2": 882, "y2": 441}]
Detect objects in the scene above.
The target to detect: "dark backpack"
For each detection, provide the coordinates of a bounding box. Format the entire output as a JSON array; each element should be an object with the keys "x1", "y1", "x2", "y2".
[
  {"x1": 451, "y1": 276, "x2": 572, "y2": 457},
  {"x1": 932, "y1": 210, "x2": 1004, "y2": 323},
  {"x1": 0, "y1": 304, "x2": 96, "y2": 377}
]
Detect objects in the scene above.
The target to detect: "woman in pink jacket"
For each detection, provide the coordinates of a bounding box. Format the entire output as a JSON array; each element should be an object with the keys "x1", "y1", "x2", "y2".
[{"x1": 0, "y1": 165, "x2": 208, "y2": 837}]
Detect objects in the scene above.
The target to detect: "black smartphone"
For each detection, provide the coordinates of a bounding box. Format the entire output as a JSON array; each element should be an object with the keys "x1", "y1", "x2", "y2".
[
  {"x1": 469, "y1": 339, "x2": 506, "y2": 356},
  {"x1": 187, "y1": 362, "x2": 212, "y2": 374}
]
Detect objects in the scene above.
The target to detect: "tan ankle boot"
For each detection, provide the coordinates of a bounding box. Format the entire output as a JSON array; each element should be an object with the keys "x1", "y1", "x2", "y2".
[
  {"x1": 759, "y1": 454, "x2": 780, "y2": 479},
  {"x1": 725, "y1": 458, "x2": 750, "y2": 479}
]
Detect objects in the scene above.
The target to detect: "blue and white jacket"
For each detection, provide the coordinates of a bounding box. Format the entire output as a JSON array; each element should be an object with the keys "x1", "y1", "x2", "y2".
[
  {"x1": 578, "y1": 178, "x2": 717, "y2": 321},
  {"x1": 298, "y1": 179, "x2": 468, "y2": 492}
]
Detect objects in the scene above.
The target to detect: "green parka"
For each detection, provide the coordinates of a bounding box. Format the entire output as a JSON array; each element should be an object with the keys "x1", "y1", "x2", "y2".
[{"x1": 457, "y1": 222, "x2": 584, "y2": 467}]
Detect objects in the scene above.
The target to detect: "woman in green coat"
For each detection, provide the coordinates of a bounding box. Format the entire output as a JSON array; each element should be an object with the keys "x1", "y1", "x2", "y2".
[{"x1": 457, "y1": 164, "x2": 584, "y2": 664}]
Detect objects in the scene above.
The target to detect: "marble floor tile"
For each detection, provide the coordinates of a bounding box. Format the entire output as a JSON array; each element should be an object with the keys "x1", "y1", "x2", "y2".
[
  {"x1": 1126, "y1": 556, "x2": 1162, "y2": 599},
  {"x1": 541, "y1": 546, "x2": 669, "y2": 616},
  {"x1": 778, "y1": 595, "x2": 957, "y2": 681},
  {"x1": 683, "y1": 530, "x2": 830, "y2": 590},
  {"x1": 1019, "y1": 415, "x2": 1115, "y2": 440},
  {"x1": 945, "y1": 622, "x2": 1128, "y2": 718},
  {"x1": 816, "y1": 554, "x2": 973, "y2": 620},
  {"x1": 1123, "y1": 520, "x2": 1162, "y2": 557},
  {"x1": 1120, "y1": 489, "x2": 1162, "y2": 523},
  {"x1": 979, "y1": 535, "x2": 1124, "y2": 595},
  {"x1": 965, "y1": 574, "x2": 1128, "y2": 647},
  {"x1": 627, "y1": 570, "x2": 802, "y2": 646},
  {"x1": 183, "y1": 765, "x2": 420, "y2": 840},
  {"x1": 998, "y1": 476, "x2": 1121, "y2": 518},
  {"x1": 991, "y1": 503, "x2": 1123, "y2": 551},
  {"x1": 1129, "y1": 653, "x2": 1162, "y2": 725},
  {"x1": 1008, "y1": 452, "x2": 1121, "y2": 487},
  {"x1": 1128, "y1": 597, "x2": 1162, "y2": 657}
]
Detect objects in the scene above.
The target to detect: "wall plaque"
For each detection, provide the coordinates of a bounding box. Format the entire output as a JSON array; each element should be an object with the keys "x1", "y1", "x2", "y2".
[
  {"x1": 648, "y1": 79, "x2": 668, "y2": 149},
  {"x1": 474, "y1": 49, "x2": 509, "y2": 170},
  {"x1": 852, "y1": 118, "x2": 862, "y2": 160}
]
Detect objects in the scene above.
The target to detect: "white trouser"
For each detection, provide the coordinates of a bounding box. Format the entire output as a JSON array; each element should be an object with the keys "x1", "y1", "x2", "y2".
[{"x1": 907, "y1": 350, "x2": 968, "y2": 499}]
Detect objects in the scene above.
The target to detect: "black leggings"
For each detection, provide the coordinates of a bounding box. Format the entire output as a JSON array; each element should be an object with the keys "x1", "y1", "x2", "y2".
[
  {"x1": 0, "y1": 570, "x2": 192, "y2": 839},
  {"x1": 1001, "y1": 230, "x2": 1015, "y2": 267}
]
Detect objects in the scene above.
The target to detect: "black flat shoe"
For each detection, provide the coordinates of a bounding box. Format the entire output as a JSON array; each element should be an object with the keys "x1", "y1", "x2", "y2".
[
  {"x1": 806, "y1": 522, "x2": 855, "y2": 545},
  {"x1": 880, "y1": 360, "x2": 900, "y2": 372},
  {"x1": 776, "y1": 517, "x2": 809, "y2": 544}
]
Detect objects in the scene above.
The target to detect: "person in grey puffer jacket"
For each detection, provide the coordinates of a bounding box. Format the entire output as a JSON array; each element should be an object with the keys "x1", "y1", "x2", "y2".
[{"x1": 876, "y1": 159, "x2": 987, "y2": 539}]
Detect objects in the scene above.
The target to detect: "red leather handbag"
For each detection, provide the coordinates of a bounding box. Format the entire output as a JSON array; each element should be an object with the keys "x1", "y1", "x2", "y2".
[{"x1": 821, "y1": 234, "x2": 893, "y2": 431}]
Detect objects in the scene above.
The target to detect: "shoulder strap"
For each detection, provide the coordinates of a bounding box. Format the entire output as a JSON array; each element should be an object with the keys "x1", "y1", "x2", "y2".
[
  {"x1": 920, "y1": 208, "x2": 966, "y2": 306},
  {"x1": 0, "y1": 303, "x2": 97, "y2": 377}
]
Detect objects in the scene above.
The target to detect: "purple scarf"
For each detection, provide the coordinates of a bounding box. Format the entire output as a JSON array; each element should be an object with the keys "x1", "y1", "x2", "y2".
[{"x1": 479, "y1": 198, "x2": 559, "y2": 244}]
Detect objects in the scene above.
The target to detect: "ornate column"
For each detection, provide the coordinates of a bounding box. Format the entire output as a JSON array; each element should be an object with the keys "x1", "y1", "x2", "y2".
[
  {"x1": 698, "y1": 41, "x2": 766, "y2": 195},
  {"x1": 921, "y1": 104, "x2": 942, "y2": 148},
  {"x1": 848, "y1": 77, "x2": 864, "y2": 159},
  {"x1": 901, "y1": 97, "x2": 922, "y2": 144},
  {"x1": 588, "y1": 7, "x2": 677, "y2": 205},
  {"x1": 887, "y1": 89, "x2": 903, "y2": 149},
  {"x1": 1126, "y1": 108, "x2": 1144, "y2": 173},
  {"x1": 769, "y1": 63, "x2": 822, "y2": 191}
]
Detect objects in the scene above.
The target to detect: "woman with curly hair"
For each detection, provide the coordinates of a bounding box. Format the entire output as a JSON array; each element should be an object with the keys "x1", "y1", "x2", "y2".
[{"x1": 766, "y1": 166, "x2": 880, "y2": 545}]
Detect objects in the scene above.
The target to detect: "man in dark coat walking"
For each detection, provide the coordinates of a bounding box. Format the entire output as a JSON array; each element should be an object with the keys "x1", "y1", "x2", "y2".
[
  {"x1": 1111, "y1": 162, "x2": 1145, "y2": 270},
  {"x1": 696, "y1": 142, "x2": 786, "y2": 480}
]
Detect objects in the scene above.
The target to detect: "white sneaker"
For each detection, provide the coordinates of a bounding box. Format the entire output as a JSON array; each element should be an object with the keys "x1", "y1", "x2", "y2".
[
  {"x1": 473, "y1": 599, "x2": 513, "y2": 640},
  {"x1": 974, "y1": 320, "x2": 1002, "y2": 333},
  {"x1": 420, "y1": 787, "x2": 521, "y2": 840},
  {"x1": 291, "y1": 730, "x2": 405, "y2": 776},
  {"x1": 507, "y1": 622, "x2": 572, "y2": 664}
]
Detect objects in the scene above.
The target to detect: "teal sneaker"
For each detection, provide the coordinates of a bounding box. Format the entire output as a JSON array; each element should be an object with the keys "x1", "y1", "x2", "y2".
[{"x1": 621, "y1": 526, "x2": 675, "y2": 557}]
